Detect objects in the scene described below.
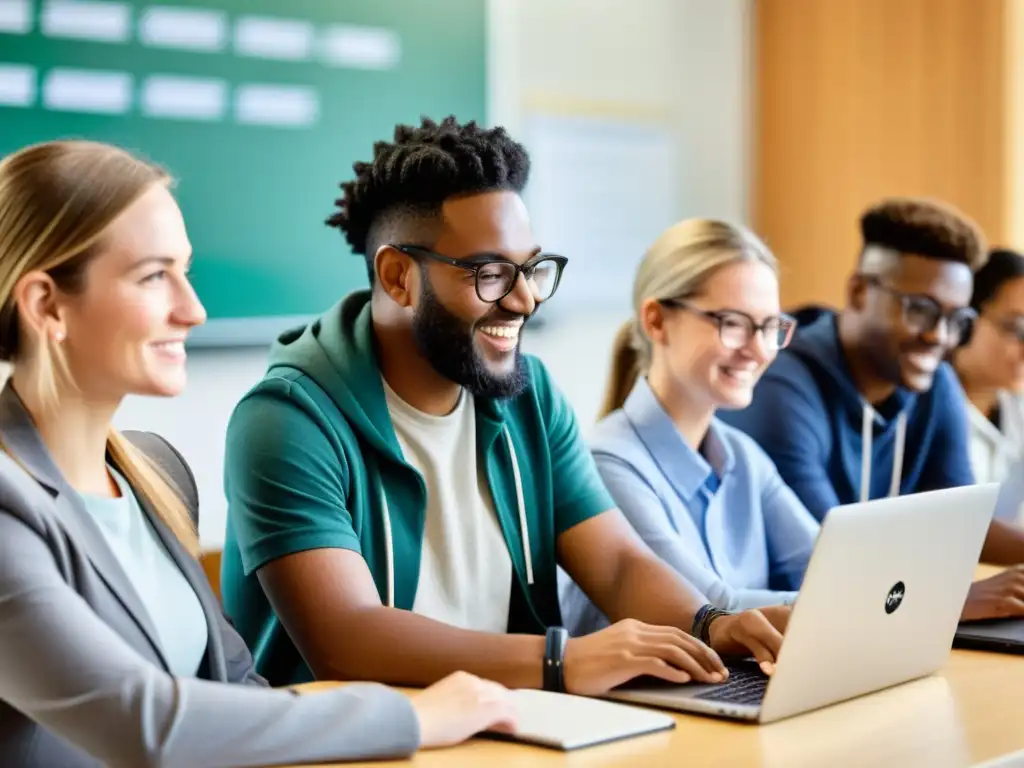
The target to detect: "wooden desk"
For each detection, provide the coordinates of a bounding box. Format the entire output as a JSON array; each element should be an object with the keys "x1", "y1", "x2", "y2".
[
  {"x1": 290, "y1": 651, "x2": 1024, "y2": 768},
  {"x1": 286, "y1": 566, "x2": 1024, "y2": 767}
]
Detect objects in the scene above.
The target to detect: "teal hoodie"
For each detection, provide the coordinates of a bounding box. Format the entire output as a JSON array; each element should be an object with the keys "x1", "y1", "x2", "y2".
[{"x1": 220, "y1": 291, "x2": 614, "y2": 685}]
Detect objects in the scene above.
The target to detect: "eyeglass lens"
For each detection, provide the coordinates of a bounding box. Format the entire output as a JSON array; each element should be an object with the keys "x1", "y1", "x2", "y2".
[
  {"x1": 477, "y1": 260, "x2": 560, "y2": 302},
  {"x1": 901, "y1": 298, "x2": 973, "y2": 344},
  {"x1": 718, "y1": 313, "x2": 794, "y2": 351}
]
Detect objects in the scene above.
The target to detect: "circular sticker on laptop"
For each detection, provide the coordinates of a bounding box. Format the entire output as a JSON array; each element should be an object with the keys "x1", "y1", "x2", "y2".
[{"x1": 885, "y1": 581, "x2": 905, "y2": 614}]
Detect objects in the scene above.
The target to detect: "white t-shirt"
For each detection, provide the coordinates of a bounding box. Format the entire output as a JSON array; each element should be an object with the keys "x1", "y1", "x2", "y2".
[
  {"x1": 382, "y1": 379, "x2": 512, "y2": 632},
  {"x1": 967, "y1": 389, "x2": 1024, "y2": 524}
]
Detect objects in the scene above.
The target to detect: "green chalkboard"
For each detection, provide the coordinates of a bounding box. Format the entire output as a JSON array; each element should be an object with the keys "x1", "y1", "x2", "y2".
[{"x1": 0, "y1": 0, "x2": 486, "y2": 345}]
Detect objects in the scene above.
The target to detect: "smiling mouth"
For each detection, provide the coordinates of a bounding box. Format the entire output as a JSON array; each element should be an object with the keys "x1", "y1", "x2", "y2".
[
  {"x1": 478, "y1": 324, "x2": 521, "y2": 340},
  {"x1": 475, "y1": 320, "x2": 523, "y2": 355},
  {"x1": 904, "y1": 350, "x2": 941, "y2": 373},
  {"x1": 150, "y1": 340, "x2": 186, "y2": 357},
  {"x1": 720, "y1": 366, "x2": 757, "y2": 385}
]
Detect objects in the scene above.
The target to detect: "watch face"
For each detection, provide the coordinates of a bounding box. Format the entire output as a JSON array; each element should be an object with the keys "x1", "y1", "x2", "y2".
[{"x1": 885, "y1": 581, "x2": 906, "y2": 614}]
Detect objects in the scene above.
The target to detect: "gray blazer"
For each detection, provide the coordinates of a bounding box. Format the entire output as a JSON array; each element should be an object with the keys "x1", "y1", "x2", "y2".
[{"x1": 0, "y1": 384, "x2": 419, "y2": 768}]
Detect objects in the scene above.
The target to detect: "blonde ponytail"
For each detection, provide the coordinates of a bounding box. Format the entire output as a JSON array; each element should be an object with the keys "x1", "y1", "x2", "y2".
[
  {"x1": 598, "y1": 320, "x2": 644, "y2": 419},
  {"x1": 107, "y1": 430, "x2": 199, "y2": 557}
]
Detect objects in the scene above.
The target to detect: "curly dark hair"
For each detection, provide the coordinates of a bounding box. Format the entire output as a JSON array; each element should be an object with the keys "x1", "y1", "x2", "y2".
[
  {"x1": 325, "y1": 115, "x2": 531, "y2": 280},
  {"x1": 859, "y1": 197, "x2": 987, "y2": 269},
  {"x1": 971, "y1": 248, "x2": 1024, "y2": 312}
]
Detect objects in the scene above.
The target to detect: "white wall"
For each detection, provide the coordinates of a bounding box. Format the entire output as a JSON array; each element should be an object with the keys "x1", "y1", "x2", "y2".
[{"x1": 115, "y1": 0, "x2": 754, "y2": 549}]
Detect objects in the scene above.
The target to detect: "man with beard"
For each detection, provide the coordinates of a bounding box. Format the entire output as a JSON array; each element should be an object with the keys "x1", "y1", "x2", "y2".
[
  {"x1": 720, "y1": 197, "x2": 1024, "y2": 622},
  {"x1": 219, "y1": 116, "x2": 788, "y2": 695}
]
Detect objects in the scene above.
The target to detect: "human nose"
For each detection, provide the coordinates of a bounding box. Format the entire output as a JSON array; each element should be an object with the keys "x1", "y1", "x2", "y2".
[
  {"x1": 498, "y1": 271, "x2": 537, "y2": 317},
  {"x1": 173, "y1": 276, "x2": 207, "y2": 327},
  {"x1": 920, "y1": 315, "x2": 952, "y2": 347},
  {"x1": 739, "y1": 326, "x2": 775, "y2": 363}
]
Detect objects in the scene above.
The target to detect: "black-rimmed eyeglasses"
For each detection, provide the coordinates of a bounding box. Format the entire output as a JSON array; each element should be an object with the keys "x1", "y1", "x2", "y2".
[
  {"x1": 391, "y1": 244, "x2": 568, "y2": 304},
  {"x1": 660, "y1": 298, "x2": 797, "y2": 351},
  {"x1": 862, "y1": 276, "x2": 976, "y2": 347}
]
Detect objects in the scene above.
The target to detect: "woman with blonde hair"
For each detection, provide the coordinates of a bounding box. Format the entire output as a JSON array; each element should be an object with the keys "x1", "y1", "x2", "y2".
[
  {"x1": 0, "y1": 140, "x2": 514, "y2": 768},
  {"x1": 560, "y1": 219, "x2": 819, "y2": 644}
]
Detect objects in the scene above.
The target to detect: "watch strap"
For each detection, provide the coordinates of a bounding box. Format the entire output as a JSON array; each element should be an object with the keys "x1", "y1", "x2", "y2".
[
  {"x1": 543, "y1": 626, "x2": 569, "y2": 692},
  {"x1": 692, "y1": 603, "x2": 732, "y2": 646}
]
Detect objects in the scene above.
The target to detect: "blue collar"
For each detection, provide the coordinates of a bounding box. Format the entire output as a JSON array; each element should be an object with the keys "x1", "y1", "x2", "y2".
[{"x1": 622, "y1": 377, "x2": 735, "y2": 502}]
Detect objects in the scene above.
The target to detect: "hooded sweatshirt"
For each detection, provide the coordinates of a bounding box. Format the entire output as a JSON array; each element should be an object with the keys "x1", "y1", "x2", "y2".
[
  {"x1": 219, "y1": 290, "x2": 614, "y2": 686},
  {"x1": 718, "y1": 308, "x2": 975, "y2": 522}
]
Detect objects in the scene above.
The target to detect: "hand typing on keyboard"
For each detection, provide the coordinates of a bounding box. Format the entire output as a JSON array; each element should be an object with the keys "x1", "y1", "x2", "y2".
[
  {"x1": 706, "y1": 605, "x2": 790, "y2": 677},
  {"x1": 562, "y1": 618, "x2": 729, "y2": 696},
  {"x1": 560, "y1": 606, "x2": 788, "y2": 697},
  {"x1": 961, "y1": 566, "x2": 1024, "y2": 621}
]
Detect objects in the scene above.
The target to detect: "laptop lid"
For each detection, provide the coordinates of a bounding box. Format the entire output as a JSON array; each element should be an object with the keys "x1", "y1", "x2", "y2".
[
  {"x1": 605, "y1": 483, "x2": 999, "y2": 724},
  {"x1": 954, "y1": 617, "x2": 1024, "y2": 654},
  {"x1": 757, "y1": 483, "x2": 999, "y2": 723},
  {"x1": 484, "y1": 689, "x2": 675, "y2": 750}
]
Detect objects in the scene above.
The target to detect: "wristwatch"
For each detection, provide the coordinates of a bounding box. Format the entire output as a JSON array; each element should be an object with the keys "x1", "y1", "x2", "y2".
[
  {"x1": 692, "y1": 603, "x2": 732, "y2": 646},
  {"x1": 543, "y1": 626, "x2": 569, "y2": 692}
]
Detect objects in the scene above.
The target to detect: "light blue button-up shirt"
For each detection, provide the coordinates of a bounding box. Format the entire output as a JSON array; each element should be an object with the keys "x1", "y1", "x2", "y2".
[{"x1": 559, "y1": 377, "x2": 820, "y2": 635}]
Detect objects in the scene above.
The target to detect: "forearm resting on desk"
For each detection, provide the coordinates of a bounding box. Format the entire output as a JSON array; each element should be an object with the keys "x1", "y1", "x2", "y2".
[
  {"x1": 981, "y1": 519, "x2": 1024, "y2": 566},
  {"x1": 258, "y1": 548, "x2": 546, "y2": 689},
  {"x1": 318, "y1": 606, "x2": 546, "y2": 688}
]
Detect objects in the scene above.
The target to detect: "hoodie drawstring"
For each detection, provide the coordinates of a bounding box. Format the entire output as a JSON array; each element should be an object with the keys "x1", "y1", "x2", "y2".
[
  {"x1": 859, "y1": 404, "x2": 907, "y2": 503},
  {"x1": 504, "y1": 427, "x2": 535, "y2": 586},
  {"x1": 376, "y1": 425, "x2": 534, "y2": 608},
  {"x1": 378, "y1": 485, "x2": 395, "y2": 608}
]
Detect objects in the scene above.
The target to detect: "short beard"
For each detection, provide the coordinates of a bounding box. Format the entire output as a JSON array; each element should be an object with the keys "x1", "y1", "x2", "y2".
[{"x1": 412, "y1": 278, "x2": 528, "y2": 399}]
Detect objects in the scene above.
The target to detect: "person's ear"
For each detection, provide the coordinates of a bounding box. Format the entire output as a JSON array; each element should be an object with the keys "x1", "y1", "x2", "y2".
[
  {"x1": 375, "y1": 246, "x2": 417, "y2": 309},
  {"x1": 12, "y1": 270, "x2": 66, "y2": 346},
  {"x1": 639, "y1": 298, "x2": 668, "y2": 347}
]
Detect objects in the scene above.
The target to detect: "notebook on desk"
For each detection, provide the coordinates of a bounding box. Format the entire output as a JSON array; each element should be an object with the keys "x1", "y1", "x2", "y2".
[
  {"x1": 603, "y1": 484, "x2": 1000, "y2": 725},
  {"x1": 482, "y1": 689, "x2": 675, "y2": 751}
]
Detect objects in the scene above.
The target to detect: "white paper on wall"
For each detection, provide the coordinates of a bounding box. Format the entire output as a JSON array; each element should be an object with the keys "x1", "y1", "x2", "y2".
[{"x1": 522, "y1": 112, "x2": 679, "y2": 319}]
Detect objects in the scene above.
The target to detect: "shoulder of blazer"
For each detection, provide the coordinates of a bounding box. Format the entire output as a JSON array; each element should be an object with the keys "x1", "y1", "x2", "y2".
[{"x1": 123, "y1": 431, "x2": 199, "y2": 527}]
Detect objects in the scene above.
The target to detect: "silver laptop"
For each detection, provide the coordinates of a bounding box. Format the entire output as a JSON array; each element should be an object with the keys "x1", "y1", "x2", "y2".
[{"x1": 603, "y1": 483, "x2": 1000, "y2": 724}]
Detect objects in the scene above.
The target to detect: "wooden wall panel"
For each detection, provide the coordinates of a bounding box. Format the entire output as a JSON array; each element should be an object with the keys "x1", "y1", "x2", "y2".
[
  {"x1": 1007, "y1": 0, "x2": 1024, "y2": 247},
  {"x1": 753, "y1": 0, "x2": 1009, "y2": 310}
]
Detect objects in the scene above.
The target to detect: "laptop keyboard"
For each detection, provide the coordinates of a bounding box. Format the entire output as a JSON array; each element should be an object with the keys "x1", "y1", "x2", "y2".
[{"x1": 693, "y1": 660, "x2": 769, "y2": 706}]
